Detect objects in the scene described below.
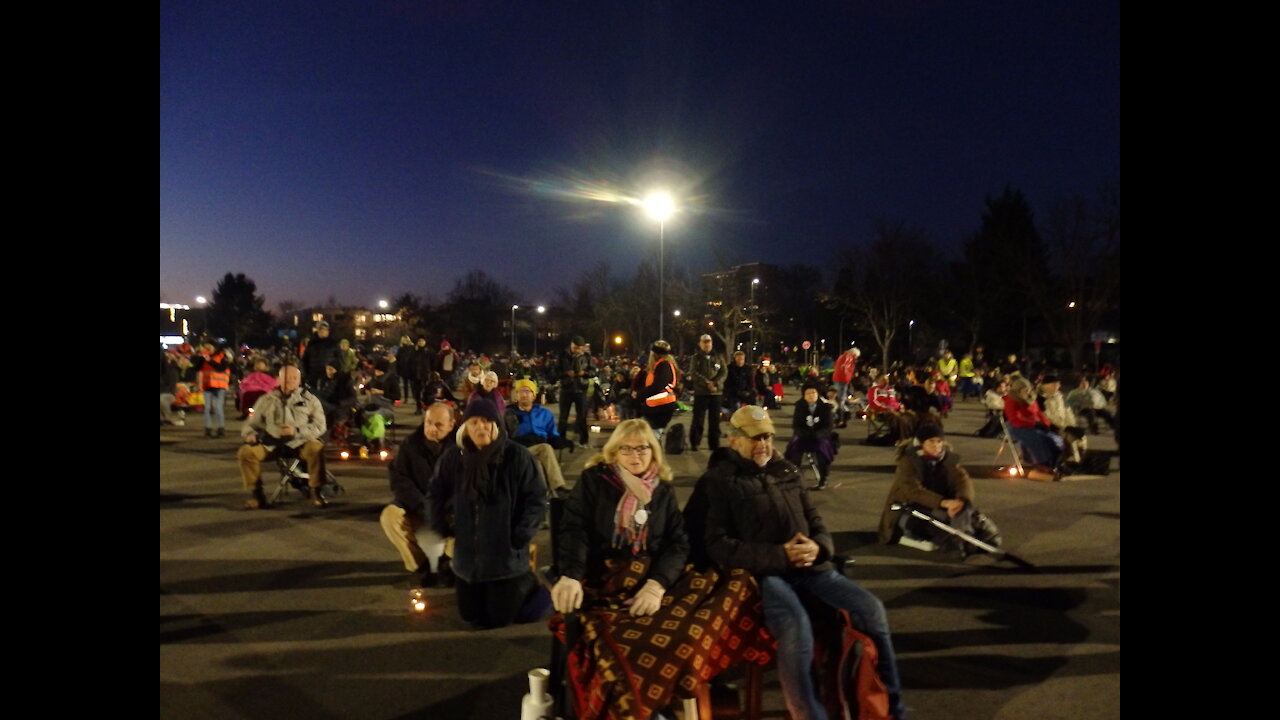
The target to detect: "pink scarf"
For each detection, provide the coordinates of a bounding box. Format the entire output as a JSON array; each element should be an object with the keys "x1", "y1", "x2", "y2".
[{"x1": 611, "y1": 463, "x2": 659, "y2": 554}]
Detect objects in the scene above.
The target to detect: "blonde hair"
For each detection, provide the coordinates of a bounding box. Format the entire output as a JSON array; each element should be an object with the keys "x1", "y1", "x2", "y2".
[{"x1": 586, "y1": 418, "x2": 673, "y2": 482}]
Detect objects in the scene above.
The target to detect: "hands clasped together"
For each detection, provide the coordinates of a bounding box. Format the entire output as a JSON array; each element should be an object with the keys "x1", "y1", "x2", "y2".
[{"x1": 784, "y1": 532, "x2": 820, "y2": 568}]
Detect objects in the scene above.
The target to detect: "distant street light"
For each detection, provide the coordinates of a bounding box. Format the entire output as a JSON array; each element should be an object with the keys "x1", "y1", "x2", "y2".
[
  {"x1": 378, "y1": 299, "x2": 389, "y2": 309},
  {"x1": 908, "y1": 319, "x2": 916, "y2": 362},
  {"x1": 644, "y1": 191, "x2": 676, "y2": 341},
  {"x1": 195, "y1": 296, "x2": 208, "y2": 339}
]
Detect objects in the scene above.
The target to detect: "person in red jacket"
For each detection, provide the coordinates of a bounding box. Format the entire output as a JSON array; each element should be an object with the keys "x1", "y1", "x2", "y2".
[
  {"x1": 830, "y1": 346, "x2": 860, "y2": 427},
  {"x1": 1002, "y1": 374, "x2": 1065, "y2": 469}
]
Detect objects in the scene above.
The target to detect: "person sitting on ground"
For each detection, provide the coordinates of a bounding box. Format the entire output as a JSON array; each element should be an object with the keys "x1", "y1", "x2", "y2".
[
  {"x1": 688, "y1": 405, "x2": 908, "y2": 720},
  {"x1": 878, "y1": 423, "x2": 1001, "y2": 556},
  {"x1": 381, "y1": 402, "x2": 458, "y2": 589},
  {"x1": 238, "y1": 365, "x2": 330, "y2": 509},
  {"x1": 1003, "y1": 373, "x2": 1065, "y2": 470},
  {"x1": 551, "y1": 418, "x2": 774, "y2": 720},
  {"x1": 428, "y1": 397, "x2": 550, "y2": 629},
  {"x1": 1038, "y1": 373, "x2": 1087, "y2": 464},
  {"x1": 421, "y1": 370, "x2": 462, "y2": 407},
  {"x1": 976, "y1": 377, "x2": 1009, "y2": 438},
  {"x1": 1065, "y1": 374, "x2": 1116, "y2": 436},
  {"x1": 236, "y1": 357, "x2": 278, "y2": 420},
  {"x1": 784, "y1": 382, "x2": 838, "y2": 490},
  {"x1": 161, "y1": 348, "x2": 185, "y2": 427},
  {"x1": 932, "y1": 371, "x2": 954, "y2": 416},
  {"x1": 502, "y1": 378, "x2": 570, "y2": 497}
]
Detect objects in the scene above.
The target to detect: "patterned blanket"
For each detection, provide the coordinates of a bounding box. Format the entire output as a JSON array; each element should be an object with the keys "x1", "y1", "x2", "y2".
[{"x1": 550, "y1": 558, "x2": 775, "y2": 720}]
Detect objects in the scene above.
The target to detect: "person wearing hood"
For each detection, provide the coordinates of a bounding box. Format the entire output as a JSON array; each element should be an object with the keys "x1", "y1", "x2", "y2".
[
  {"x1": 685, "y1": 405, "x2": 908, "y2": 720},
  {"x1": 878, "y1": 424, "x2": 1001, "y2": 555},
  {"x1": 465, "y1": 369, "x2": 506, "y2": 416},
  {"x1": 429, "y1": 397, "x2": 550, "y2": 629}
]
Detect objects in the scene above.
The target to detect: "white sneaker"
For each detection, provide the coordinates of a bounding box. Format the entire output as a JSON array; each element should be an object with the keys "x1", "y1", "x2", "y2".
[
  {"x1": 172, "y1": 419, "x2": 185, "y2": 426},
  {"x1": 898, "y1": 536, "x2": 937, "y2": 552}
]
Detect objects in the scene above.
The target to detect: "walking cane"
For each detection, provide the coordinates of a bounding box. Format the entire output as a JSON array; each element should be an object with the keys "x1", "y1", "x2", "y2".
[{"x1": 890, "y1": 503, "x2": 1036, "y2": 570}]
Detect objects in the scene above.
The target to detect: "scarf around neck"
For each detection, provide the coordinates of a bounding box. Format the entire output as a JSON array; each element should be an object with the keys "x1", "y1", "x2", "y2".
[
  {"x1": 461, "y1": 435, "x2": 503, "y2": 503},
  {"x1": 609, "y1": 463, "x2": 659, "y2": 554}
]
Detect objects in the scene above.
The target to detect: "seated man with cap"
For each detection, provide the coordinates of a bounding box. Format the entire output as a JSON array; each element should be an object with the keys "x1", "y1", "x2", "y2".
[
  {"x1": 878, "y1": 423, "x2": 1001, "y2": 556},
  {"x1": 503, "y1": 378, "x2": 571, "y2": 497},
  {"x1": 686, "y1": 404, "x2": 909, "y2": 720}
]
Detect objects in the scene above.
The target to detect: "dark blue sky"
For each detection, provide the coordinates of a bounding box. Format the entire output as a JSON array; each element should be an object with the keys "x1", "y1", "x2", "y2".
[{"x1": 160, "y1": 0, "x2": 1120, "y2": 310}]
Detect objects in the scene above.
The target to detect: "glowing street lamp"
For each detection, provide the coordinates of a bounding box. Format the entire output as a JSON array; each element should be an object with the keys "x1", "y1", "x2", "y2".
[
  {"x1": 378, "y1": 299, "x2": 389, "y2": 309},
  {"x1": 749, "y1": 278, "x2": 760, "y2": 364},
  {"x1": 533, "y1": 305, "x2": 546, "y2": 358},
  {"x1": 644, "y1": 191, "x2": 676, "y2": 341}
]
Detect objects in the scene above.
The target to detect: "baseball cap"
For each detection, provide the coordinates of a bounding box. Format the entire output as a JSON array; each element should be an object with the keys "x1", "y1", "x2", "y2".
[{"x1": 729, "y1": 405, "x2": 775, "y2": 438}]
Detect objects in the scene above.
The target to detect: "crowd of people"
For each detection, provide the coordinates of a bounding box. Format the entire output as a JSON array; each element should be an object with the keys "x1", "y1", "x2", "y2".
[{"x1": 161, "y1": 323, "x2": 1119, "y2": 720}]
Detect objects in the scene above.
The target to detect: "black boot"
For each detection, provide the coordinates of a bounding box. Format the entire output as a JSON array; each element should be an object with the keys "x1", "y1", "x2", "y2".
[{"x1": 437, "y1": 555, "x2": 455, "y2": 588}]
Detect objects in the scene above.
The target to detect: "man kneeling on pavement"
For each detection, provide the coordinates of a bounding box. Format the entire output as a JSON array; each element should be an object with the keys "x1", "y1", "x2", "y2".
[{"x1": 380, "y1": 402, "x2": 458, "y2": 588}]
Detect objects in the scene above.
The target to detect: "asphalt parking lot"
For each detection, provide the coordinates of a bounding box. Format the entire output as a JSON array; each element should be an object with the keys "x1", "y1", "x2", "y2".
[{"x1": 160, "y1": 395, "x2": 1119, "y2": 720}]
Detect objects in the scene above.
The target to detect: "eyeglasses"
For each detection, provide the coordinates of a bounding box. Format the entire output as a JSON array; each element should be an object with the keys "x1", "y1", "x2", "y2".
[
  {"x1": 747, "y1": 433, "x2": 774, "y2": 444},
  {"x1": 617, "y1": 445, "x2": 653, "y2": 456}
]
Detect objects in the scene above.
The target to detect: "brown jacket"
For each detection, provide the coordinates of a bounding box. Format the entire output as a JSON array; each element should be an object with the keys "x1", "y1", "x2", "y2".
[{"x1": 877, "y1": 441, "x2": 974, "y2": 544}]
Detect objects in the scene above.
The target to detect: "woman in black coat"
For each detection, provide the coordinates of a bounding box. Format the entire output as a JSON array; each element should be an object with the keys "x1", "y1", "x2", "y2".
[{"x1": 783, "y1": 382, "x2": 838, "y2": 489}]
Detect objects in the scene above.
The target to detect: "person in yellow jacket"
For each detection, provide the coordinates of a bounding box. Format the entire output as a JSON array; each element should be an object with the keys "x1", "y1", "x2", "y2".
[{"x1": 957, "y1": 352, "x2": 980, "y2": 400}]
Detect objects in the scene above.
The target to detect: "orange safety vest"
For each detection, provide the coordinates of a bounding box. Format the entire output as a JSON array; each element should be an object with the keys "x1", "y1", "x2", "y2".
[
  {"x1": 644, "y1": 359, "x2": 678, "y2": 407},
  {"x1": 203, "y1": 352, "x2": 230, "y2": 390}
]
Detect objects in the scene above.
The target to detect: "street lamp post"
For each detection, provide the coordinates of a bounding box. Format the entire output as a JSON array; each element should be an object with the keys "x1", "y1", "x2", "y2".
[
  {"x1": 643, "y1": 192, "x2": 675, "y2": 342},
  {"x1": 749, "y1": 278, "x2": 760, "y2": 364},
  {"x1": 673, "y1": 309, "x2": 682, "y2": 355},
  {"x1": 532, "y1": 305, "x2": 545, "y2": 359},
  {"x1": 194, "y1": 296, "x2": 208, "y2": 340},
  {"x1": 908, "y1": 319, "x2": 915, "y2": 363},
  {"x1": 511, "y1": 304, "x2": 519, "y2": 357}
]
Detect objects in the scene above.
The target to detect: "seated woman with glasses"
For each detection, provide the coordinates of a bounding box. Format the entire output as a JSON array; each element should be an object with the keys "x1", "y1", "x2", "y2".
[{"x1": 550, "y1": 418, "x2": 774, "y2": 720}]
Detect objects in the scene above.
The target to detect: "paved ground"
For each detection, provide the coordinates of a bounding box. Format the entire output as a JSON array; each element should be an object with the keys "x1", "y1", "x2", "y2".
[{"x1": 160, "y1": 395, "x2": 1120, "y2": 720}]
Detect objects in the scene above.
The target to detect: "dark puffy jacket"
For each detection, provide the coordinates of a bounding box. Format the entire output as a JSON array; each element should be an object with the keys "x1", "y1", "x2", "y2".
[
  {"x1": 387, "y1": 424, "x2": 454, "y2": 518},
  {"x1": 688, "y1": 447, "x2": 834, "y2": 577},
  {"x1": 557, "y1": 463, "x2": 689, "y2": 590},
  {"x1": 430, "y1": 431, "x2": 546, "y2": 584}
]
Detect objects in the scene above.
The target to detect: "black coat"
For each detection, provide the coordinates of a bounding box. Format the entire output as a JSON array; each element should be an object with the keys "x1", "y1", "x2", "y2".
[
  {"x1": 557, "y1": 463, "x2": 689, "y2": 590},
  {"x1": 430, "y1": 433, "x2": 546, "y2": 583},
  {"x1": 791, "y1": 399, "x2": 834, "y2": 440},
  {"x1": 688, "y1": 447, "x2": 834, "y2": 577},
  {"x1": 387, "y1": 424, "x2": 455, "y2": 517}
]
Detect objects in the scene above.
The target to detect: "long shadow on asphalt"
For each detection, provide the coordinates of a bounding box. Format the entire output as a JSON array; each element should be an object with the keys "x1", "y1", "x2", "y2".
[{"x1": 161, "y1": 559, "x2": 408, "y2": 598}]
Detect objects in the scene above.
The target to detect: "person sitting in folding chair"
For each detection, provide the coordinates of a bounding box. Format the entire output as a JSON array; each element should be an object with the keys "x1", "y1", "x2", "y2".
[
  {"x1": 238, "y1": 365, "x2": 330, "y2": 509},
  {"x1": 784, "y1": 382, "x2": 838, "y2": 490},
  {"x1": 877, "y1": 423, "x2": 1001, "y2": 557},
  {"x1": 1003, "y1": 374, "x2": 1065, "y2": 471}
]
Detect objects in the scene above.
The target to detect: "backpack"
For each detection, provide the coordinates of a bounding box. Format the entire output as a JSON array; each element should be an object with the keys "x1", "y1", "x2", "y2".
[
  {"x1": 828, "y1": 608, "x2": 892, "y2": 720},
  {"x1": 663, "y1": 422, "x2": 688, "y2": 455}
]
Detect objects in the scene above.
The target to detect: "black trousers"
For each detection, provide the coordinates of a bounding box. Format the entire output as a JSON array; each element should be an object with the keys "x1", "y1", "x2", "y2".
[
  {"x1": 689, "y1": 394, "x2": 722, "y2": 450},
  {"x1": 558, "y1": 391, "x2": 588, "y2": 443}
]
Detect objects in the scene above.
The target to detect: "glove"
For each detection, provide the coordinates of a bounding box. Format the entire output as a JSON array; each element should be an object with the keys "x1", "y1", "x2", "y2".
[
  {"x1": 627, "y1": 579, "x2": 666, "y2": 617},
  {"x1": 552, "y1": 576, "x2": 583, "y2": 614}
]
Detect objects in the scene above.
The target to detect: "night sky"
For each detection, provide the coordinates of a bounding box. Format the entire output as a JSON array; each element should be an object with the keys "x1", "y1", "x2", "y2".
[{"x1": 160, "y1": 0, "x2": 1120, "y2": 310}]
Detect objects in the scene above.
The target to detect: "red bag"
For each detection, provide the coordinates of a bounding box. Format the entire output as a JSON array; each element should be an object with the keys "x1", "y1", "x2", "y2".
[{"x1": 827, "y1": 608, "x2": 891, "y2": 720}]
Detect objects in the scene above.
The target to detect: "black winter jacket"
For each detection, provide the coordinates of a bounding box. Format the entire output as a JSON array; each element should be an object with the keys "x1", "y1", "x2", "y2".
[
  {"x1": 387, "y1": 424, "x2": 455, "y2": 518},
  {"x1": 557, "y1": 463, "x2": 689, "y2": 590},
  {"x1": 687, "y1": 447, "x2": 834, "y2": 577},
  {"x1": 430, "y1": 431, "x2": 546, "y2": 583}
]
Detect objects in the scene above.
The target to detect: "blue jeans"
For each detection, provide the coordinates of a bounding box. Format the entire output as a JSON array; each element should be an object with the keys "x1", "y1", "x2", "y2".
[
  {"x1": 832, "y1": 381, "x2": 852, "y2": 418},
  {"x1": 760, "y1": 572, "x2": 905, "y2": 720},
  {"x1": 1009, "y1": 426, "x2": 1063, "y2": 467},
  {"x1": 202, "y1": 388, "x2": 226, "y2": 429}
]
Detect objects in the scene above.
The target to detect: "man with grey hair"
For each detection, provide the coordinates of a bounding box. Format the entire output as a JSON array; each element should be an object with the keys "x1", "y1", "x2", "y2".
[
  {"x1": 238, "y1": 365, "x2": 330, "y2": 509},
  {"x1": 686, "y1": 405, "x2": 908, "y2": 719},
  {"x1": 687, "y1": 333, "x2": 728, "y2": 452}
]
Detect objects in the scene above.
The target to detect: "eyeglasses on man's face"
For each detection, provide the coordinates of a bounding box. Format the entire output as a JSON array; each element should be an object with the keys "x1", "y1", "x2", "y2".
[
  {"x1": 748, "y1": 433, "x2": 775, "y2": 444},
  {"x1": 617, "y1": 445, "x2": 653, "y2": 456}
]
